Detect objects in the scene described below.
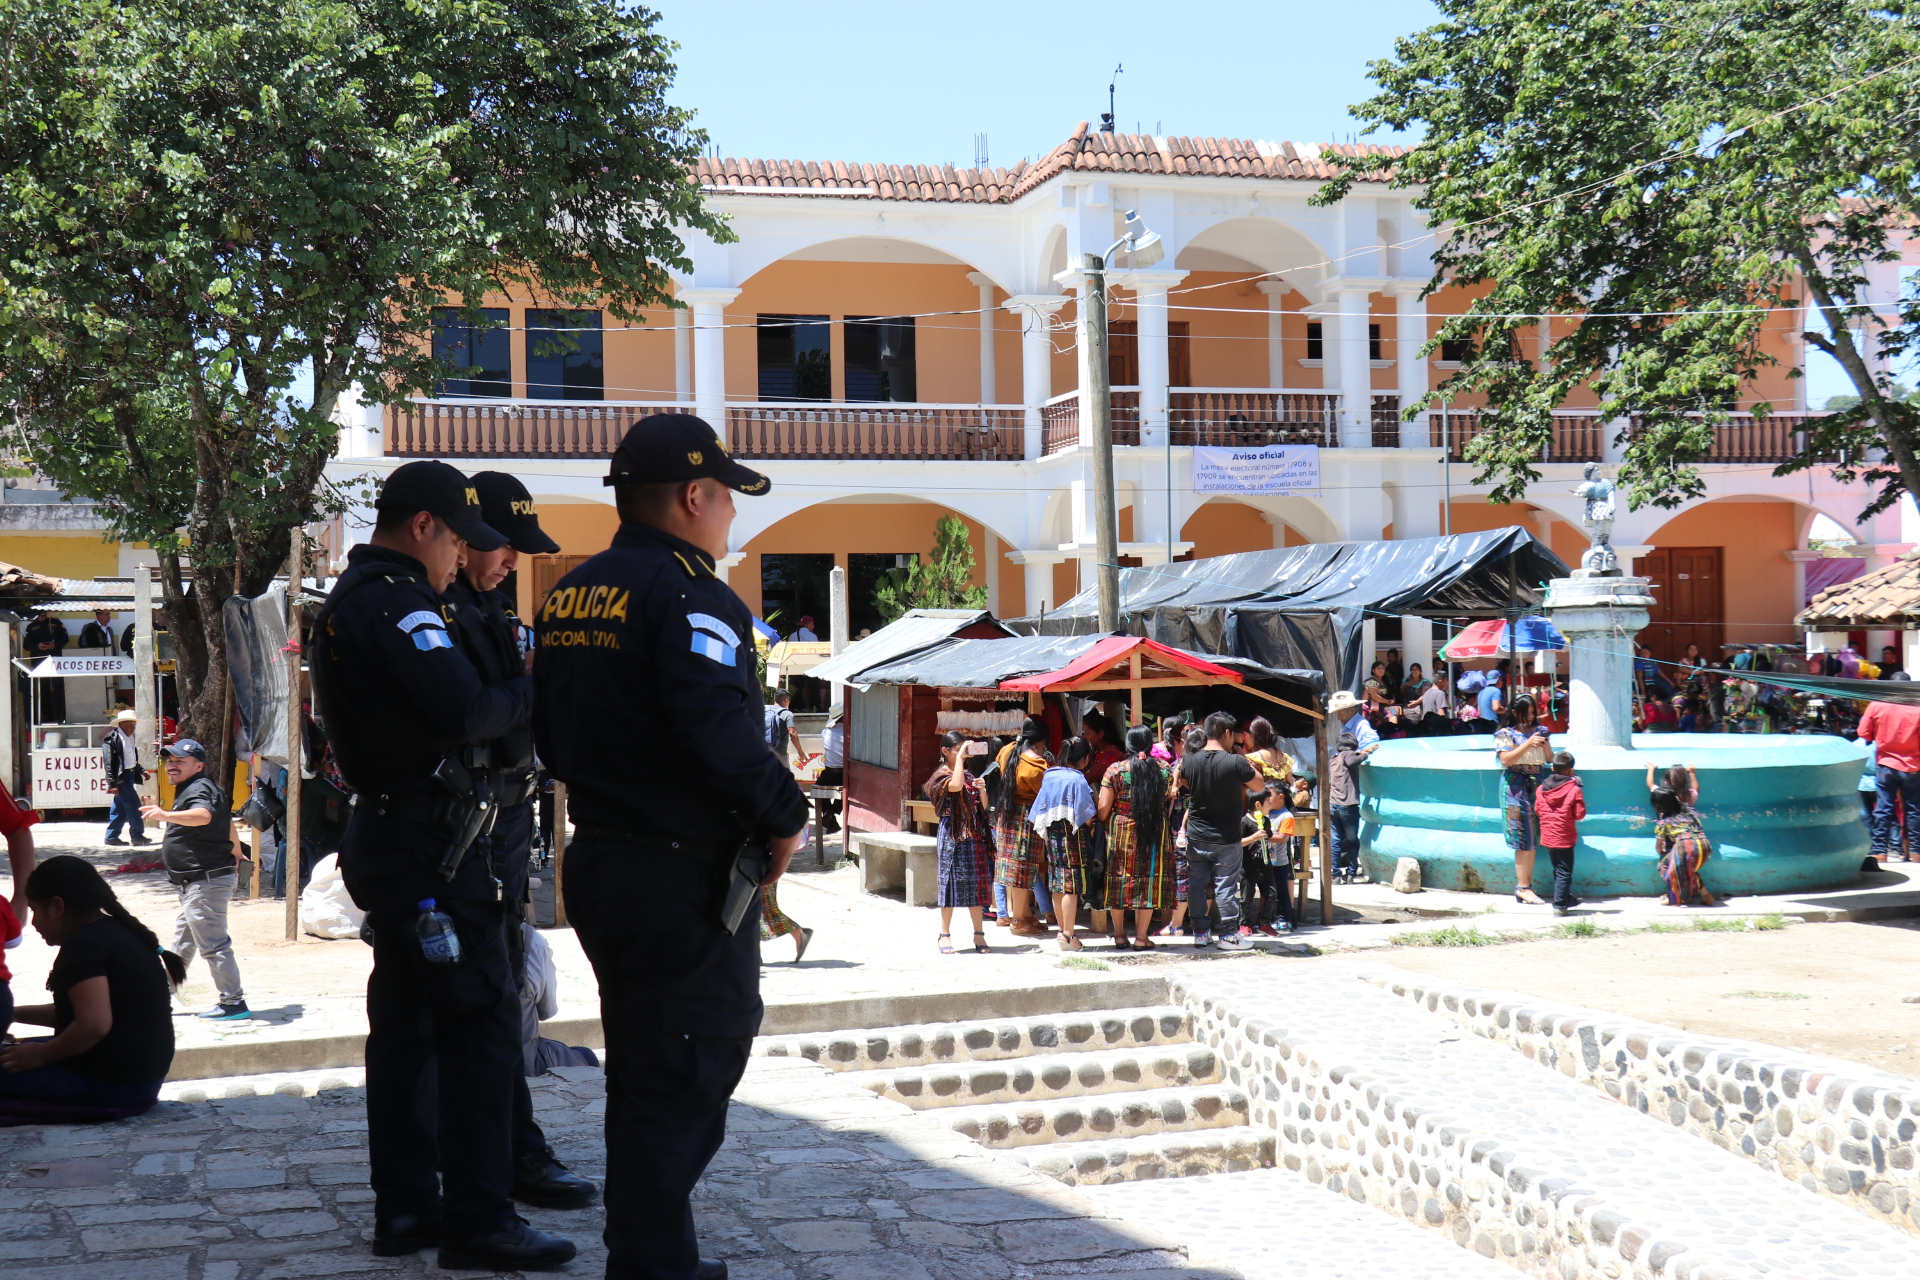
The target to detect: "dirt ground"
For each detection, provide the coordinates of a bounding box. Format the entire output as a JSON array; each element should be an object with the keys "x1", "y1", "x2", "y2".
[{"x1": 1378, "y1": 919, "x2": 1920, "y2": 1076}]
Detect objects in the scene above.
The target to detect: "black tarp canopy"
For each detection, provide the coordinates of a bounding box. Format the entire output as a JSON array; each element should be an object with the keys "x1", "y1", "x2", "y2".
[
  {"x1": 845, "y1": 634, "x2": 1328, "y2": 737},
  {"x1": 1738, "y1": 669, "x2": 1920, "y2": 706},
  {"x1": 1013, "y1": 529, "x2": 1569, "y2": 692}
]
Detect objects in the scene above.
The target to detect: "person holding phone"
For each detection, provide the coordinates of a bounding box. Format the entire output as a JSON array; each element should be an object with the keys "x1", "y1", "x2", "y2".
[
  {"x1": 1493, "y1": 694, "x2": 1553, "y2": 904},
  {"x1": 925, "y1": 732, "x2": 994, "y2": 954}
]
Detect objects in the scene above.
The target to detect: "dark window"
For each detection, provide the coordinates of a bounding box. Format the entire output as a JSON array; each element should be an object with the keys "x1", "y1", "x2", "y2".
[
  {"x1": 1439, "y1": 337, "x2": 1472, "y2": 363},
  {"x1": 525, "y1": 310, "x2": 603, "y2": 400},
  {"x1": 849, "y1": 552, "x2": 918, "y2": 637},
  {"x1": 758, "y1": 315, "x2": 831, "y2": 400},
  {"x1": 844, "y1": 317, "x2": 917, "y2": 402},
  {"x1": 432, "y1": 307, "x2": 511, "y2": 397},
  {"x1": 760, "y1": 553, "x2": 834, "y2": 641},
  {"x1": 1368, "y1": 324, "x2": 1382, "y2": 361},
  {"x1": 1305, "y1": 322, "x2": 1323, "y2": 361}
]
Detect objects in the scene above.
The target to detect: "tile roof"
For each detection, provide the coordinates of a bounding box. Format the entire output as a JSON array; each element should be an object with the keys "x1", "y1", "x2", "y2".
[
  {"x1": 1796, "y1": 555, "x2": 1920, "y2": 628},
  {"x1": 693, "y1": 123, "x2": 1405, "y2": 204}
]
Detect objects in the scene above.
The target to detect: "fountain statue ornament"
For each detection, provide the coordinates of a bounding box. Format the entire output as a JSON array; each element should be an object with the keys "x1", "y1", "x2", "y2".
[{"x1": 1572, "y1": 462, "x2": 1620, "y2": 576}]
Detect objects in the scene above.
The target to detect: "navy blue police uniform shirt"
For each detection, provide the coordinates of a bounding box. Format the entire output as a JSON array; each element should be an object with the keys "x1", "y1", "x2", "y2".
[
  {"x1": 533, "y1": 522, "x2": 807, "y2": 845},
  {"x1": 310, "y1": 544, "x2": 532, "y2": 798},
  {"x1": 442, "y1": 578, "x2": 535, "y2": 776}
]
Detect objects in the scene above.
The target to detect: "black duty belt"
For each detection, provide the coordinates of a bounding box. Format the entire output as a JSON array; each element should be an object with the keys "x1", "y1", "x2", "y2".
[
  {"x1": 170, "y1": 866, "x2": 237, "y2": 886},
  {"x1": 371, "y1": 793, "x2": 440, "y2": 825},
  {"x1": 497, "y1": 774, "x2": 536, "y2": 809},
  {"x1": 571, "y1": 823, "x2": 734, "y2": 861}
]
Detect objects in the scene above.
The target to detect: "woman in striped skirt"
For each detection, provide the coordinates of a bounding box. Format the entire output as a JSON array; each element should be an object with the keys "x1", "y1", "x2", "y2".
[
  {"x1": 991, "y1": 717, "x2": 1052, "y2": 936},
  {"x1": 1099, "y1": 725, "x2": 1173, "y2": 948},
  {"x1": 926, "y1": 731, "x2": 995, "y2": 953}
]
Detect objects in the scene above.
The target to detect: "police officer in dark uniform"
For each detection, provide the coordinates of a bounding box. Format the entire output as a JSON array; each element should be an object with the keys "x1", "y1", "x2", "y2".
[
  {"x1": 441, "y1": 470, "x2": 594, "y2": 1209},
  {"x1": 309, "y1": 461, "x2": 574, "y2": 1271},
  {"x1": 533, "y1": 415, "x2": 807, "y2": 1280}
]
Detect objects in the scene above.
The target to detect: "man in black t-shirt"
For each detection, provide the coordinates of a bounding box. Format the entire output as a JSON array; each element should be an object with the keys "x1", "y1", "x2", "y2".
[
  {"x1": 141, "y1": 740, "x2": 247, "y2": 1020},
  {"x1": 1182, "y1": 712, "x2": 1260, "y2": 950}
]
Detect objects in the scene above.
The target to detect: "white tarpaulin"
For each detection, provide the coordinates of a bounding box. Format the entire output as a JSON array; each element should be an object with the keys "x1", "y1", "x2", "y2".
[{"x1": 1194, "y1": 444, "x2": 1321, "y2": 496}]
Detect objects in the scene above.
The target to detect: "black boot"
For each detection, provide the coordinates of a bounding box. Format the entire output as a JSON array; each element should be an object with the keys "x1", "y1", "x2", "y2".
[
  {"x1": 697, "y1": 1261, "x2": 729, "y2": 1280},
  {"x1": 511, "y1": 1146, "x2": 597, "y2": 1209},
  {"x1": 371, "y1": 1212, "x2": 441, "y2": 1257},
  {"x1": 437, "y1": 1218, "x2": 576, "y2": 1271}
]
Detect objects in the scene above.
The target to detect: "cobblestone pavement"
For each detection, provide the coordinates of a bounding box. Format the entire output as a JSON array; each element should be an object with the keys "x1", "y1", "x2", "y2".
[
  {"x1": 1078, "y1": 1170, "x2": 1520, "y2": 1280},
  {"x1": 0, "y1": 1054, "x2": 1243, "y2": 1280}
]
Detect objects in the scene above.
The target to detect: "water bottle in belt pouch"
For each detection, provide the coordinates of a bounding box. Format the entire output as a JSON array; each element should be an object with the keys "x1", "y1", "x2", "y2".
[{"x1": 415, "y1": 898, "x2": 463, "y2": 966}]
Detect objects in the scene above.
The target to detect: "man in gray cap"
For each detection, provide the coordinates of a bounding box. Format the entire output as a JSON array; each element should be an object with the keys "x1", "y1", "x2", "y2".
[{"x1": 533, "y1": 415, "x2": 805, "y2": 1280}]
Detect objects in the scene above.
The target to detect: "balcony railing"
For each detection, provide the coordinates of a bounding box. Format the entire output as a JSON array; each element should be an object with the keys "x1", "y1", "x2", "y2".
[
  {"x1": 1371, "y1": 396, "x2": 1401, "y2": 449},
  {"x1": 384, "y1": 399, "x2": 1023, "y2": 462},
  {"x1": 1629, "y1": 411, "x2": 1830, "y2": 464},
  {"x1": 1041, "y1": 390, "x2": 1139, "y2": 455},
  {"x1": 1430, "y1": 411, "x2": 1606, "y2": 463},
  {"x1": 1172, "y1": 391, "x2": 1339, "y2": 448}
]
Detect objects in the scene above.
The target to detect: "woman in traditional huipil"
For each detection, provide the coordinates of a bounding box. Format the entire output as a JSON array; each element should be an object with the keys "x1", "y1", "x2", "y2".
[
  {"x1": 991, "y1": 717, "x2": 1052, "y2": 936},
  {"x1": 1030, "y1": 737, "x2": 1098, "y2": 951},
  {"x1": 1098, "y1": 725, "x2": 1173, "y2": 949},
  {"x1": 925, "y1": 731, "x2": 994, "y2": 954}
]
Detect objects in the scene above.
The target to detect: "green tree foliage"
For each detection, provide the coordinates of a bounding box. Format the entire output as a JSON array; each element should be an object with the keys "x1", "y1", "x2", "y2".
[
  {"x1": 873, "y1": 516, "x2": 988, "y2": 625},
  {"x1": 0, "y1": 0, "x2": 725, "y2": 770},
  {"x1": 1322, "y1": 0, "x2": 1920, "y2": 518}
]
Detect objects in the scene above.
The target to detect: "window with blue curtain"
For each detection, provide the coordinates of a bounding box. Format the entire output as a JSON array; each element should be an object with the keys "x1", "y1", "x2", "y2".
[
  {"x1": 432, "y1": 307, "x2": 511, "y2": 397},
  {"x1": 525, "y1": 309, "x2": 604, "y2": 400},
  {"x1": 757, "y1": 315, "x2": 832, "y2": 400}
]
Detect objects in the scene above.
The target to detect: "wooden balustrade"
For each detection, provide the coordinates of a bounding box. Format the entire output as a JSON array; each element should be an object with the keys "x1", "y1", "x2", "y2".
[
  {"x1": 385, "y1": 401, "x2": 672, "y2": 458},
  {"x1": 1171, "y1": 391, "x2": 1338, "y2": 448},
  {"x1": 1371, "y1": 396, "x2": 1401, "y2": 449},
  {"x1": 1431, "y1": 412, "x2": 1606, "y2": 463},
  {"x1": 1040, "y1": 391, "x2": 1139, "y2": 454}
]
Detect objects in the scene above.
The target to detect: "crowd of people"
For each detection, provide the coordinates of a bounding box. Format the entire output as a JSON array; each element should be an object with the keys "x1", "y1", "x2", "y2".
[{"x1": 920, "y1": 708, "x2": 1307, "y2": 952}]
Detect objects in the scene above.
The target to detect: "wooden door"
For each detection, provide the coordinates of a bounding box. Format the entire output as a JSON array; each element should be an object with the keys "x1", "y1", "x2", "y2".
[
  {"x1": 1107, "y1": 321, "x2": 1191, "y2": 387},
  {"x1": 522, "y1": 554, "x2": 593, "y2": 621},
  {"x1": 1642, "y1": 547, "x2": 1724, "y2": 663}
]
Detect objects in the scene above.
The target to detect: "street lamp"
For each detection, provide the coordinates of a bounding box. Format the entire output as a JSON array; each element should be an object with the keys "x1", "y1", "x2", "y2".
[{"x1": 1083, "y1": 210, "x2": 1162, "y2": 633}]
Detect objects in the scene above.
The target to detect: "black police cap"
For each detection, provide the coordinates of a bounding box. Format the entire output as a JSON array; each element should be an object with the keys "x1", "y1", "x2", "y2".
[
  {"x1": 471, "y1": 472, "x2": 561, "y2": 555},
  {"x1": 602, "y1": 414, "x2": 771, "y2": 496},
  {"x1": 376, "y1": 460, "x2": 507, "y2": 552}
]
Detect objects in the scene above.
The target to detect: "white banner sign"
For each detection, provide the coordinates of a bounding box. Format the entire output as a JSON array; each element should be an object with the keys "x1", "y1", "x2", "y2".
[
  {"x1": 28, "y1": 655, "x2": 134, "y2": 677},
  {"x1": 32, "y1": 747, "x2": 114, "y2": 809},
  {"x1": 1194, "y1": 444, "x2": 1321, "y2": 496}
]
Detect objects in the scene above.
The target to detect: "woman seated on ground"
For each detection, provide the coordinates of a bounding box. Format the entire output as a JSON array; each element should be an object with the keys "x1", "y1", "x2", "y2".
[{"x1": 0, "y1": 856, "x2": 182, "y2": 1125}]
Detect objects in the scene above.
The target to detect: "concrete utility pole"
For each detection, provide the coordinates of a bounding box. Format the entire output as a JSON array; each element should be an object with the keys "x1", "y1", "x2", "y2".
[{"x1": 1083, "y1": 251, "x2": 1122, "y2": 634}]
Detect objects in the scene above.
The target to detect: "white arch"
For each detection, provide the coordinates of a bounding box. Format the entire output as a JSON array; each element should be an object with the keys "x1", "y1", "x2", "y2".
[
  {"x1": 722, "y1": 229, "x2": 1021, "y2": 297},
  {"x1": 729, "y1": 488, "x2": 1027, "y2": 558},
  {"x1": 1172, "y1": 215, "x2": 1337, "y2": 300}
]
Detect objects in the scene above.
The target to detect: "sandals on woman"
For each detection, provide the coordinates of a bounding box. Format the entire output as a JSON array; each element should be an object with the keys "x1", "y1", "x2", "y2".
[
  {"x1": 1058, "y1": 934, "x2": 1084, "y2": 952},
  {"x1": 937, "y1": 934, "x2": 954, "y2": 955},
  {"x1": 1133, "y1": 937, "x2": 1157, "y2": 950},
  {"x1": 972, "y1": 931, "x2": 990, "y2": 954}
]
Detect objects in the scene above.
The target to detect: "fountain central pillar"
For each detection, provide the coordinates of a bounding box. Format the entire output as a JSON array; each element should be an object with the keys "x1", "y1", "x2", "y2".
[{"x1": 1542, "y1": 575, "x2": 1654, "y2": 748}]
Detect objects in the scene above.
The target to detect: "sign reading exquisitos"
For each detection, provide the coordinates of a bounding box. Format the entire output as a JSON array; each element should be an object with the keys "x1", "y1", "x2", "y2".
[
  {"x1": 32, "y1": 747, "x2": 115, "y2": 809},
  {"x1": 1193, "y1": 445, "x2": 1321, "y2": 496}
]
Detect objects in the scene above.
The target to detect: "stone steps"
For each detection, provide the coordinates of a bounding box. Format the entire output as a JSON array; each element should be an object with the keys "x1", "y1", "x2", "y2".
[
  {"x1": 838, "y1": 1042, "x2": 1221, "y2": 1109},
  {"x1": 936, "y1": 1083, "x2": 1252, "y2": 1149},
  {"x1": 1009, "y1": 1125, "x2": 1276, "y2": 1186},
  {"x1": 755, "y1": 1004, "x2": 1192, "y2": 1072},
  {"x1": 1175, "y1": 963, "x2": 1920, "y2": 1279}
]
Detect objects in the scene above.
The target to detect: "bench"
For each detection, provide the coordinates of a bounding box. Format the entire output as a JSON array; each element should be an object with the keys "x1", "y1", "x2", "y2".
[{"x1": 850, "y1": 830, "x2": 940, "y2": 906}]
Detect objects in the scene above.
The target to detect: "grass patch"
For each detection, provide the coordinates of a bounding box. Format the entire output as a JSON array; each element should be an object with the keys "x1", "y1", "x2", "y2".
[
  {"x1": 1055, "y1": 954, "x2": 1110, "y2": 971},
  {"x1": 1753, "y1": 912, "x2": 1789, "y2": 931},
  {"x1": 1548, "y1": 919, "x2": 1606, "y2": 939},
  {"x1": 1689, "y1": 916, "x2": 1751, "y2": 932},
  {"x1": 1642, "y1": 921, "x2": 1689, "y2": 934},
  {"x1": 1723, "y1": 989, "x2": 1811, "y2": 1000},
  {"x1": 1391, "y1": 925, "x2": 1510, "y2": 947}
]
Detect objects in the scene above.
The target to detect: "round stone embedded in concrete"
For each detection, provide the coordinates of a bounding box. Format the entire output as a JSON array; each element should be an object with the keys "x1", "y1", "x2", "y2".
[{"x1": 1360, "y1": 733, "x2": 1868, "y2": 895}]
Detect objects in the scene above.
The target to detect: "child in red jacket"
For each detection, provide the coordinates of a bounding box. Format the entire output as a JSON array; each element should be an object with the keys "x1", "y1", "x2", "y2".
[{"x1": 1534, "y1": 751, "x2": 1586, "y2": 916}]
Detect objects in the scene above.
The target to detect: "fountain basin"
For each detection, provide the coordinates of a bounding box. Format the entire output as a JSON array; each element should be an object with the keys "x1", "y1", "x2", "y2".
[{"x1": 1358, "y1": 733, "x2": 1870, "y2": 896}]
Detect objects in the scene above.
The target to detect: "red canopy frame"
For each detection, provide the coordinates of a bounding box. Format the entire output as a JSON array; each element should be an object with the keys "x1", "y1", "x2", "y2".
[{"x1": 997, "y1": 636, "x2": 1323, "y2": 724}]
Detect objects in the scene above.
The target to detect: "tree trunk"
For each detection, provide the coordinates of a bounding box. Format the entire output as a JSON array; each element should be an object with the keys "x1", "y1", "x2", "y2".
[{"x1": 1793, "y1": 247, "x2": 1920, "y2": 509}]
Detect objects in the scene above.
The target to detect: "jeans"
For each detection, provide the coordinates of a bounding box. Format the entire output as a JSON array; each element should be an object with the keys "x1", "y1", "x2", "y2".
[
  {"x1": 1185, "y1": 840, "x2": 1243, "y2": 936},
  {"x1": 998, "y1": 879, "x2": 1052, "y2": 918},
  {"x1": 1873, "y1": 765, "x2": 1920, "y2": 856},
  {"x1": 1543, "y1": 845, "x2": 1577, "y2": 908},
  {"x1": 1330, "y1": 804, "x2": 1362, "y2": 876},
  {"x1": 172, "y1": 872, "x2": 244, "y2": 1005},
  {"x1": 105, "y1": 770, "x2": 144, "y2": 842},
  {"x1": 0, "y1": 1035, "x2": 161, "y2": 1124}
]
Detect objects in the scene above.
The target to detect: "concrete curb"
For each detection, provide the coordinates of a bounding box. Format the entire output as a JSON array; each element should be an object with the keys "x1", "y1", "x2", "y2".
[{"x1": 164, "y1": 979, "x2": 1170, "y2": 1082}]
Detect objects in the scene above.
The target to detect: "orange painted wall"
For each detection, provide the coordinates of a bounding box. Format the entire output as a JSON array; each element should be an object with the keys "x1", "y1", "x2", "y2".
[
  {"x1": 721, "y1": 260, "x2": 1017, "y2": 404},
  {"x1": 1644, "y1": 499, "x2": 1800, "y2": 645},
  {"x1": 528, "y1": 500, "x2": 620, "y2": 557},
  {"x1": 733, "y1": 502, "x2": 1013, "y2": 620},
  {"x1": 1181, "y1": 500, "x2": 1278, "y2": 561}
]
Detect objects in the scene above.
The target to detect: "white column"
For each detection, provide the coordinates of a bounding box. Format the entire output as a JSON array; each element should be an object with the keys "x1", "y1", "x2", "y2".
[
  {"x1": 1124, "y1": 270, "x2": 1187, "y2": 450},
  {"x1": 1333, "y1": 286, "x2": 1374, "y2": 448},
  {"x1": 983, "y1": 531, "x2": 1001, "y2": 616},
  {"x1": 967, "y1": 273, "x2": 998, "y2": 404},
  {"x1": 1008, "y1": 551, "x2": 1068, "y2": 618},
  {"x1": 713, "y1": 551, "x2": 746, "y2": 587},
  {"x1": 1005, "y1": 295, "x2": 1067, "y2": 460},
  {"x1": 1056, "y1": 264, "x2": 1100, "y2": 447},
  {"x1": 1862, "y1": 541, "x2": 1914, "y2": 659},
  {"x1": 673, "y1": 305, "x2": 692, "y2": 404},
  {"x1": 1402, "y1": 617, "x2": 1434, "y2": 680},
  {"x1": 681, "y1": 286, "x2": 740, "y2": 428},
  {"x1": 1392, "y1": 284, "x2": 1428, "y2": 448},
  {"x1": 1786, "y1": 549, "x2": 1822, "y2": 617},
  {"x1": 1257, "y1": 280, "x2": 1287, "y2": 388}
]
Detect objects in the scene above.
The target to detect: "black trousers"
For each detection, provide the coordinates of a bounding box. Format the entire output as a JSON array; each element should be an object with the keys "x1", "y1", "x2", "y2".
[
  {"x1": 488, "y1": 802, "x2": 550, "y2": 1158},
  {"x1": 1543, "y1": 844, "x2": 1576, "y2": 908},
  {"x1": 565, "y1": 838, "x2": 760, "y2": 1280}
]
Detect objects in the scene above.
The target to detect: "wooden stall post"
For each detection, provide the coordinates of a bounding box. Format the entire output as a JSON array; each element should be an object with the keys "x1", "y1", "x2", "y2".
[
  {"x1": 133, "y1": 567, "x2": 158, "y2": 808},
  {"x1": 1317, "y1": 714, "x2": 1333, "y2": 927},
  {"x1": 283, "y1": 528, "x2": 305, "y2": 942},
  {"x1": 1129, "y1": 653, "x2": 1143, "y2": 724},
  {"x1": 551, "y1": 781, "x2": 569, "y2": 927}
]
